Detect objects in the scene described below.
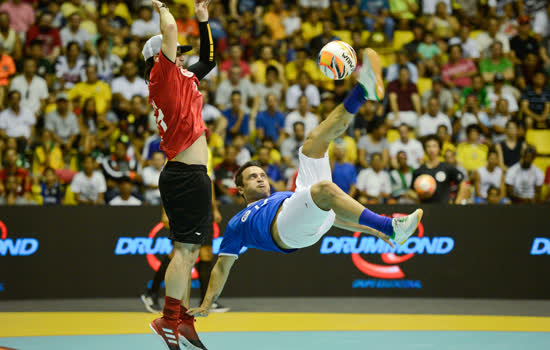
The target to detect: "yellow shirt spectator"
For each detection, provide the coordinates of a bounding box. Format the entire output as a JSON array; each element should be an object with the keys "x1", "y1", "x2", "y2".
[
  {"x1": 68, "y1": 69, "x2": 112, "y2": 115},
  {"x1": 208, "y1": 132, "x2": 225, "y2": 168},
  {"x1": 100, "y1": 2, "x2": 132, "y2": 24},
  {"x1": 301, "y1": 21, "x2": 322, "y2": 42},
  {"x1": 33, "y1": 143, "x2": 64, "y2": 176},
  {"x1": 263, "y1": 10, "x2": 287, "y2": 41},
  {"x1": 456, "y1": 142, "x2": 488, "y2": 172},
  {"x1": 390, "y1": 0, "x2": 418, "y2": 20},
  {"x1": 285, "y1": 59, "x2": 318, "y2": 83},
  {"x1": 329, "y1": 136, "x2": 357, "y2": 164},
  {"x1": 252, "y1": 58, "x2": 283, "y2": 85}
]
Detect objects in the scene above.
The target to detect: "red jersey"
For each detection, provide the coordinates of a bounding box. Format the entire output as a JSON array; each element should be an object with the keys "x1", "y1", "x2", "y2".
[{"x1": 148, "y1": 52, "x2": 208, "y2": 160}]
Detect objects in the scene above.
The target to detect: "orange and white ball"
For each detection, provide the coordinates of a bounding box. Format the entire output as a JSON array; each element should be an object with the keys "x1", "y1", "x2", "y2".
[
  {"x1": 414, "y1": 174, "x2": 437, "y2": 199},
  {"x1": 317, "y1": 41, "x2": 357, "y2": 80}
]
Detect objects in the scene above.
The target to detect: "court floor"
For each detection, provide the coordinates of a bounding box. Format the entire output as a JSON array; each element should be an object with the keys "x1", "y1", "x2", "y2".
[{"x1": 1, "y1": 298, "x2": 550, "y2": 350}]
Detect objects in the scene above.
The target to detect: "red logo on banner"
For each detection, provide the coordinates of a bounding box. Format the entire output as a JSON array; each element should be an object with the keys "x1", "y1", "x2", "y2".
[
  {"x1": 0, "y1": 220, "x2": 8, "y2": 240},
  {"x1": 351, "y1": 213, "x2": 425, "y2": 279},
  {"x1": 146, "y1": 222, "x2": 220, "y2": 280}
]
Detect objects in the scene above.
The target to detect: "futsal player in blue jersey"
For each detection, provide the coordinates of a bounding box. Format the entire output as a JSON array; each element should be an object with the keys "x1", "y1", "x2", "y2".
[{"x1": 187, "y1": 49, "x2": 423, "y2": 319}]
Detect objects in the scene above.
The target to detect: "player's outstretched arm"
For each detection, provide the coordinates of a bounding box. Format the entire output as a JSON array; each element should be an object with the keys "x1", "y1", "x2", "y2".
[
  {"x1": 187, "y1": 255, "x2": 236, "y2": 317},
  {"x1": 187, "y1": 0, "x2": 216, "y2": 81},
  {"x1": 333, "y1": 217, "x2": 394, "y2": 248},
  {"x1": 152, "y1": 0, "x2": 177, "y2": 62}
]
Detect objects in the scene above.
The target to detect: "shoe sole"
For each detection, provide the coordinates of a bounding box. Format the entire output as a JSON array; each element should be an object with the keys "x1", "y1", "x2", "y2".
[
  {"x1": 150, "y1": 323, "x2": 179, "y2": 350},
  {"x1": 178, "y1": 336, "x2": 206, "y2": 350},
  {"x1": 365, "y1": 48, "x2": 385, "y2": 100},
  {"x1": 397, "y1": 209, "x2": 424, "y2": 246},
  {"x1": 209, "y1": 307, "x2": 230, "y2": 313},
  {"x1": 141, "y1": 294, "x2": 161, "y2": 314}
]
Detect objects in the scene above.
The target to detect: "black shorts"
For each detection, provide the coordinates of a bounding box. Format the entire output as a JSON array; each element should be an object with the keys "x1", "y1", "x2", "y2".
[{"x1": 159, "y1": 161, "x2": 213, "y2": 244}]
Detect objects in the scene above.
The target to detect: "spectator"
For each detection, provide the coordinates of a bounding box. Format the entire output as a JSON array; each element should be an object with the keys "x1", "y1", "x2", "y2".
[
  {"x1": 475, "y1": 17, "x2": 510, "y2": 57},
  {"x1": 505, "y1": 146, "x2": 544, "y2": 203},
  {"x1": 256, "y1": 94, "x2": 285, "y2": 144},
  {"x1": 480, "y1": 42, "x2": 514, "y2": 84},
  {"x1": 25, "y1": 12, "x2": 61, "y2": 62},
  {"x1": 0, "y1": 90, "x2": 35, "y2": 142},
  {"x1": 0, "y1": 11, "x2": 22, "y2": 60},
  {"x1": 496, "y1": 120, "x2": 526, "y2": 170},
  {"x1": 390, "y1": 151, "x2": 415, "y2": 203},
  {"x1": 456, "y1": 124, "x2": 489, "y2": 173},
  {"x1": 474, "y1": 149, "x2": 505, "y2": 202},
  {"x1": 442, "y1": 45, "x2": 478, "y2": 90},
  {"x1": 286, "y1": 71, "x2": 321, "y2": 110},
  {"x1": 423, "y1": 0, "x2": 452, "y2": 15},
  {"x1": 516, "y1": 52, "x2": 542, "y2": 90},
  {"x1": 386, "y1": 50, "x2": 419, "y2": 84},
  {"x1": 111, "y1": 61, "x2": 149, "y2": 103},
  {"x1": 520, "y1": 0, "x2": 550, "y2": 38},
  {"x1": 0, "y1": 43, "x2": 16, "y2": 110},
  {"x1": 219, "y1": 45, "x2": 250, "y2": 77},
  {"x1": 175, "y1": 3, "x2": 198, "y2": 40},
  {"x1": 417, "y1": 31, "x2": 441, "y2": 63},
  {"x1": 223, "y1": 91, "x2": 250, "y2": 144},
  {"x1": 60, "y1": 12, "x2": 90, "y2": 48},
  {"x1": 281, "y1": 121, "x2": 306, "y2": 169},
  {"x1": 437, "y1": 124, "x2": 456, "y2": 156},
  {"x1": 357, "y1": 121, "x2": 389, "y2": 168},
  {"x1": 25, "y1": 39, "x2": 55, "y2": 82},
  {"x1": 283, "y1": 4, "x2": 301, "y2": 37},
  {"x1": 71, "y1": 155, "x2": 106, "y2": 205},
  {"x1": 361, "y1": 0, "x2": 395, "y2": 41},
  {"x1": 262, "y1": 0, "x2": 287, "y2": 41},
  {"x1": 411, "y1": 135, "x2": 467, "y2": 203},
  {"x1": 55, "y1": 41, "x2": 85, "y2": 90},
  {"x1": 200, "y1": 87, "x2": 226, "y2": 137},
  {"x1": 131, "y1": 4, "x2": 160, "y2": 38},
  {"x1": 214, "y1": 145, "x2": 240, "y2": 204},
  {"x1": 256, "y1": 146, "x2": 285, "y2": 192},
  {"x1": 331, "y1": 143, "x2": 357, "y2": 196},
  {"x1": 403, "y1": 24, "x2": 424, "y2": 59},
  {"x1": 0, "y1": 0, "x2": 35, "y2": 34},
  {"x1": 285, "y1": 95, "x2": 319, "y2": 137},
  {"x1": 232, "y1": 134, "x2": 251, "y2": 166},
  {"x1": 109, "y1": 178, "x2": 142, "y2": 206},
  {"x1": 450, "y1": 24, "x2": 480, "y2": 59},
  {"x1": 489, "y1": 98, "x2": 512, "y2": 144},
  {"x1": 459, "y1": 74, "x2": 490, "y2": 110},
  {"x1": 387, "y1": 66, "x2": 422, "y2": 128},
  {"x1": 141, "y1": 151, "x2": 164, "y2": 205},
  {"x1": 456, "y1": 94, "x2": 490, "y2": 141},
  {"x1": 0, "y1": 148, "x2": 31, "y2": 199},
  {"x1": 101, "y1": 139, "x2": 139, "y2": 193},
  {"x1": 9, "y1": 57, "x2": 48, "y2": 116},
  {"x1": 39, "y1": 167, "x2": 64, "y2": 205},
  {"x1": 426, "y1": 1, "x2": 459, "y2": 39},
  {"x1": 32, "y1": 129, "x2": 64, "y2": 176},
  {"x1": 510, "y1": 16, "x2": 548, "y2": 65},
  {"x1": 68, "y1": 64, "x2": 112, "y2": 116},
  {"x1": 487, "y1": 186, "x2": 508, "y2": 204},
  {"x1": 328, "y1": 131, "x2": 358, "y2": 165},
  {"x1": 389, "y1": 0, "x2": 419, "y2": 21},
  {"x1": 352, "y1": 100, "x2": 385, "y2": 139},
  {"x1": 356, "y1": 152, "x2": 391, "y2": 205},
  {"x1": 215, "y1": 65, "x2": 257, "y2": 112},
  {"x1": 88, "y1": 36, "x2": 123, "y2": 83},
  {"x1": 389, "y1": 124, "x2": 424, "y2": 169},
  {"x1": 421, "y1": 76, "x2": 453, "y2": 116},
  {"x1": 257, "y1": 66, "x2": 285, "y2": 111},
  {"x1": 520, "y1": 71, "x2": 550, "y2": 129},
  {"x1": 487, "y1": 73, "x2": 519, "y2": 114},
  {"x1": 0, "y1": 174, "x2": 34, "y2": 205},
  {"x1": 251, "y1": 45, "x2": 284, "y2": 85},
  {"x1": 310, "y1": 20, "x2": 340, "y2": 54}
]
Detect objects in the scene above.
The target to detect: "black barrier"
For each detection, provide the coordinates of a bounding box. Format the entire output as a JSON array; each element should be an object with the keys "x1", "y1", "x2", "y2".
[{"x1": 1, "y1": 205, "x2": 549, "y2": 299}]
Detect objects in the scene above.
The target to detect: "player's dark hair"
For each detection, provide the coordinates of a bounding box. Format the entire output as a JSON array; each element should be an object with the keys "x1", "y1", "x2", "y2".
[
  {"x1": 423, "y1": 134, "x2": 442, "y2": 149},
  {"x1": 144, "y1": 56, "x2": 155, "y2": 83},
  {"x1": 235, "y1": 161, "x2": 262, "y2": 188}
]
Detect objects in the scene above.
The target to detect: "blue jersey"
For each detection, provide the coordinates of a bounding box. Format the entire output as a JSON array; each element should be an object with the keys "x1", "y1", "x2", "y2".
[{"x1": 219, "y1": 191, "x2": 297, "y2": 257}]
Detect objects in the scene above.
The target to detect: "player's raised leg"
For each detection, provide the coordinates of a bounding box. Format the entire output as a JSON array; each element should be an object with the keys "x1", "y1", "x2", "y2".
[{"x1": 301, "y1": 48, "x2": 384, "y2": 159}]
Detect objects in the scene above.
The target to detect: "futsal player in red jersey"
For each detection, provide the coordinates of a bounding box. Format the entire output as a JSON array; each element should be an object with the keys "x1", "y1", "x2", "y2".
[{"x1": 144, "y1": 1, "x2": 215, "y2": 349}]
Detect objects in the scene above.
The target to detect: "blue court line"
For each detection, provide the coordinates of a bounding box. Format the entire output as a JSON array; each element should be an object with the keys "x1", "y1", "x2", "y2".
[{"x1": 1, "y1": 331, "x2": 549, "y2": 350}]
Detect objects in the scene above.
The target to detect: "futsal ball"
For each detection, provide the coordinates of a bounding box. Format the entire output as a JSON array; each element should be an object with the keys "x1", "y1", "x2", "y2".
[
  {"x1": 414, "y1": 174, "x2": 437, "y2": 199},
  {"x1": 317, "y1": 41, "x2": 357, "y2": 80}
]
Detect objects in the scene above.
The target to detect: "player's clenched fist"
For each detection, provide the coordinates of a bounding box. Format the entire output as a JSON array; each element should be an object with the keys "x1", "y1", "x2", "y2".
[{"x1": 151, "y1": 0, "x2": 165, "y2": 13}]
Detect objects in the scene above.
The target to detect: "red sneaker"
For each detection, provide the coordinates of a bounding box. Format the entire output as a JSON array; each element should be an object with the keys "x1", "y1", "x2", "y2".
[
  {"x1": 177, "y1": 315, "x2": 208, "y2": 350},
  {"x1": 149, "y1": 317, "x2": 180, "y2": 350}
]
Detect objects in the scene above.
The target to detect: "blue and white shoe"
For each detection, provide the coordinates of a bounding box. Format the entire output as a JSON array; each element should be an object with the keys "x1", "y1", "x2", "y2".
[{"x1": 357, "y1": 48, "x2": 385, "y2": 101}]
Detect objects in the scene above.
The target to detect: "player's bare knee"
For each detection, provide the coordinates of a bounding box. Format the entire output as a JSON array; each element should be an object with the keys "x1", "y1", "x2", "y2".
[
  {"x1": 311, "y1": 180, "x2": 337, "y2": 210},
  {"x1": 173, "y1": 242, "x2": 201, "y2": 262}
]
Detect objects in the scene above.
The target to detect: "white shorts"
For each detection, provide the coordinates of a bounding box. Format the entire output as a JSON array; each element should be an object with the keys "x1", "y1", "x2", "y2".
[{"x1": 276, "y1": 147, "x2": 336, "y2": 249}]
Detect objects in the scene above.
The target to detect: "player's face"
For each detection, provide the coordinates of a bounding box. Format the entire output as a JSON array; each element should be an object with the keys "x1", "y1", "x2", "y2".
[
  {"x1": 175, "y1": 52, "x2": 185, "y2": 68},
  {"x1": 241, "y1": 166, "x2": 270, "y2": 202}
]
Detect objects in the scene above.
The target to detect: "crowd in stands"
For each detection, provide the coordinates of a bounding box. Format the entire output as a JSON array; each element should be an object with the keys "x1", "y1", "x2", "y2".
[{"x1": 0, "y1": 0, "x2": 550, "y2": 206}]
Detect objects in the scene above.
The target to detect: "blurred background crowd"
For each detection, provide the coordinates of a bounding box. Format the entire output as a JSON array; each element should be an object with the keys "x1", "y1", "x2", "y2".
[{"x1": 0, "y1": 0, "x2": 550, "y2": 206}]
